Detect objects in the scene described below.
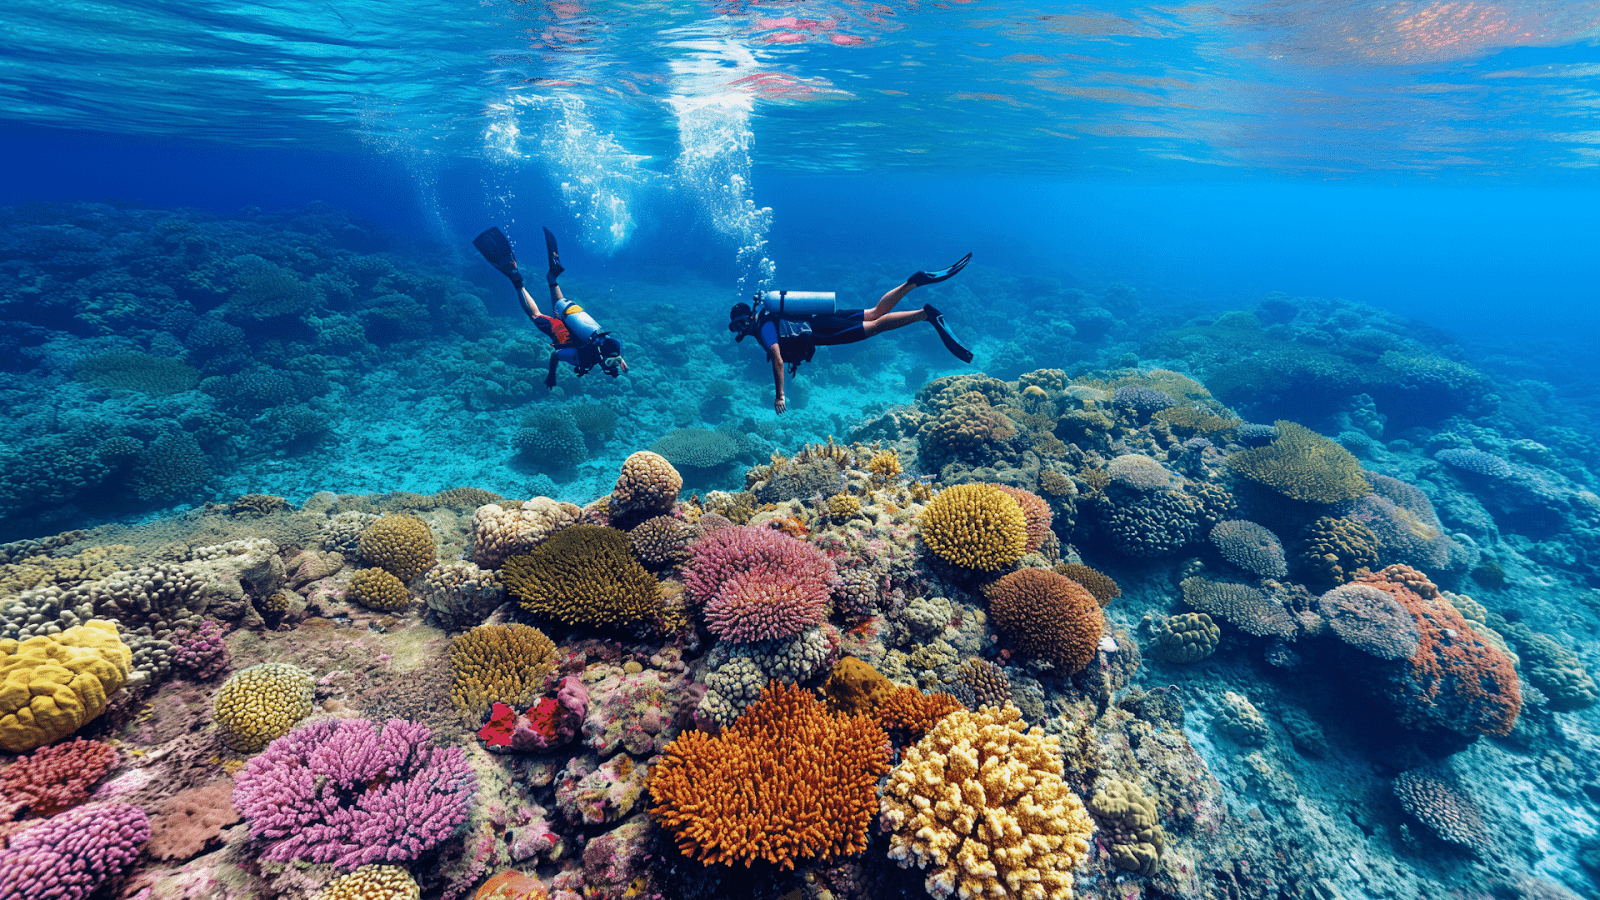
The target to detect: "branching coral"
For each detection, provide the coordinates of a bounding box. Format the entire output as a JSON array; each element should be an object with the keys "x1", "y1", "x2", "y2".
[
  {"x1": 987, "y1": 569, "x2": 1105, "y2": 675},
  {"x1": 919, "y1": 483, "x2": 1028, "y2": 572},
  {"x1": 649, "y1": 681, "x2": 890, "y2": 869},
  {"x1": 680, "y1": 525, "x2": 835, "y2": 642},
  {"x1": 502, "y1": 525, "x2": 659, "y2": 628},
  {"x1": 449, "y1": 624, "x2": 558, "y2": 726}
]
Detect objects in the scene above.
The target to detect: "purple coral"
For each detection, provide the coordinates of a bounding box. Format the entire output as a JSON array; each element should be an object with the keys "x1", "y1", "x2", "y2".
[
  {"x1": 0, "y1": 802, "x2": 149, "y2": 900},
  {"x1": 682, "y1": 525, "x2": 836, "y2": 643},
  {"x1": 232, "y1": 717, "x2": 475, "y2": 868},
  {"x1": 171, "y1": 619, "x2": 230, "y2": 680}
]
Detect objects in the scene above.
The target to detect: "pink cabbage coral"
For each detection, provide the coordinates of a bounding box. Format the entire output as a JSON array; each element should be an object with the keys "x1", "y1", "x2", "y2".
[{"x1": 682, "y1": 525, "x2": 836, "y2": 643}]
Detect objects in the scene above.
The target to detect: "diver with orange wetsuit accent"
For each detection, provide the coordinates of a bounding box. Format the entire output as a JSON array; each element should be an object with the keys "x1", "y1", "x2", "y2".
[{"x1": 473, "y1": 226, "x2": 629, "y2": 388}]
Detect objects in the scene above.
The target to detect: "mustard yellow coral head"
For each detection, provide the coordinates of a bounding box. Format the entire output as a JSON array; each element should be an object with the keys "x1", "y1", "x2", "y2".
[{"x1": 917, "y1": 483, "x2": 1028, "y2": 572}]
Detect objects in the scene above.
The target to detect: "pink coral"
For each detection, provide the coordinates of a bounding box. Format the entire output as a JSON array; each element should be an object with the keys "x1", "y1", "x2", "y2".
[
  {"x1": 0, "y1": 738, "x2": 118, "y2": 820},
  {"x1": 478, "y1": 677, "x2": 587, "y2": 752},
  {"x1": 682, "y1": 525, "x2": 836, "y2": 643},
  {"x1": 232, "y1": 717, "x2": 476, "y2": 868},
  {"x1": 0, "y1": 802, "x2": 149, "y2": 900},
  {"x1": 146, "y1": 779, "x2": 239, "y2": 862}
]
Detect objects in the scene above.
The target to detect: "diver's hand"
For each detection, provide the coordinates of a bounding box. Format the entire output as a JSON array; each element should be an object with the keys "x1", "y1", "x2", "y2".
[
  {"x1": 774, "y1": 394, "x2": 786, "y2": 414},
  {"x1": 908, "y1": 252, "x2": 972, "y2": 287}
]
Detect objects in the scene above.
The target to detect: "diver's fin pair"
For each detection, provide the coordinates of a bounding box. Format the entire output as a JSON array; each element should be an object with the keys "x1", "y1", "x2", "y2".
[
  {"x1": 923, "y1": 304, "x2": 973, "y2": 364},
  {"x1": 472, "y1": 226, "x2": 564, "y2": 287}
]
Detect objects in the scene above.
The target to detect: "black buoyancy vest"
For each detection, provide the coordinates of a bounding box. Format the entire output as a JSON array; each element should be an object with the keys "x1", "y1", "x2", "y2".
[{"x1": 773, "y1": 317, "x2": 815, "y2": 373}]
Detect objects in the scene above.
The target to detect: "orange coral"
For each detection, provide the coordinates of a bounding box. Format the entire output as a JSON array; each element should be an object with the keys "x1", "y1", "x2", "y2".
[
  {"x1": 649, "y1": 681, "x2": 890, "y2": 869},
  {"x1": 1356, "y1": 565, "x2": 1520, "y2": 737},
  {"x1": 877, "y1": 687, "x2": 964, "y2": 743}
]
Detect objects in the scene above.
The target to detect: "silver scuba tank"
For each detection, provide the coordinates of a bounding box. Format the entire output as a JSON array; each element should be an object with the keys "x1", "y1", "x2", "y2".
[
  {"x1": 553, "y1": 296, "x2": 603, "y2": 342},
  {"x1": 758, "y1": 290, "x2": 836, "y2": 317}
]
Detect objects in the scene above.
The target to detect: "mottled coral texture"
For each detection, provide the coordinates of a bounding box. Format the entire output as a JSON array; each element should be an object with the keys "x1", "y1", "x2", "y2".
[
  {"x1": 681, "y1": 525, "x2": 835, "y2": 643},
  {"x1": 1356, "y1": 565, "x2": 1521, "y2": 737},
  {"x1": 609, "y1": 450, "x2": 683, "y2": 518},
  {"x1": 232, "y1": 717, "x2": 476, "y2": 868},
  {"x1": 987, "y1": 568, "x2": 1105, "y2": 675},
  {"x1": 1227, "y1": 420, "x2": 1369, "y2": 503},
  {"x1": 0, "y1": 802, "x2": 149, "y2": 900},
  {"x1": 649, "y1": 681, "x2": 890, "y2": 869}
]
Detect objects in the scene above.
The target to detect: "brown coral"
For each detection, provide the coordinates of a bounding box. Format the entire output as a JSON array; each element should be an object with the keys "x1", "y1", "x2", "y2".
[
  {"x1": 347, "y1": 567, "x2": 410, "y2": 612},
  {"x1": 821, "y1": 657, "x2": 897, "y2": 718},
  {"x1": 1299, "y1": 516, "x2": 1381, "y2": 586},
  {"x1": 987, "y1": 569, "x2": 1105, "y2": 675},
  {"x1": 648, "y1": 681, "x2": 890, "y2": 869},
  {"x1": 1227, "y1": 421, "x2": 1370, "y2": 503},
  {"x1": 502, "y1": 525, "x2": 659, "y2": 628},
  {"x1": 357, "y1": 514, "x2": 436, "y2": 581},
  {"x1": 1056, "y1": 562, "x2": 1121, "y2": 607},
  {"x1": 449, "y1": 624, "x2": 558, "y2": 726},
  {"x1": 877, "y1": 686, "x2": 964, "y2": 743}
]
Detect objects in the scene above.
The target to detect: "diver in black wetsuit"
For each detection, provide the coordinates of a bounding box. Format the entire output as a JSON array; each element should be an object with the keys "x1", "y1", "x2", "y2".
[
  {"x1": 727, "y1": 253, "x2": 973, "y2": 413},
  {"x1": 473, "y1": 226, "x2": 629, "y2": 388}
]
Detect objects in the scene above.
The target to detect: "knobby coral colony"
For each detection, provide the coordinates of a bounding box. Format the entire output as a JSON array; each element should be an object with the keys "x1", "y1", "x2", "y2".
[{"x1": 0, "y1": 363, "x2": 1594, "y2": 900}]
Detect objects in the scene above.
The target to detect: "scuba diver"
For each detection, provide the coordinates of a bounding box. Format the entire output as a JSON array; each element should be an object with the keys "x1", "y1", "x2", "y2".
[
  {"x1": 473, "y1": 226, "x2": 628, "y2": 389},
  {"x1": 728, "y1": 252, "x2": 974, "y2": 413}
]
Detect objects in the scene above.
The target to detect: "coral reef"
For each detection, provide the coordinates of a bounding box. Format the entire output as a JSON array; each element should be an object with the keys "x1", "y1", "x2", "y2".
[
  {"x1": 986, "y1": 569, "x2": 1105, "y2": 675},
  {"x1": 348, "y1": 566, "x2": 411, "y2": 612},
  {"x1": 1227, "y1": 421, "x2": 1370, "y2": 503},
  {"x1": 449, "y1": 623, "x2": 558, "y2": 727},
  {"x1": 212, "y1": 661, "x2": 315, "y2": 752},
  {"x1": 680, "y1": 524, "x2": 835, "y2": 643},
  {"x1": 0, "y1": 802, "x2": 149, "y2": 900},
  {"x1": 358, "y1": 514, "x2": 437, "y2": 581},
  {"x1": 0, "y1": 620, "x2": 131, "y2": 752}
]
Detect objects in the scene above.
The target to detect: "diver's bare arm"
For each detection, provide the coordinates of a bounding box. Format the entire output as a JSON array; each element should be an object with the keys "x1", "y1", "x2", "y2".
[{"x1": 769, "y1": 347, "x2": 787, "y2": 413}]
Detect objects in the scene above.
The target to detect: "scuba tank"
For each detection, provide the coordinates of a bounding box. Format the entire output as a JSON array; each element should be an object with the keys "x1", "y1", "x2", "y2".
[
  {"x1": 552, "y1": 296, "x2": 603, "y2": 343},
  {"x1": 757, "y1": 290, "x2": 836, "y2": 318}
]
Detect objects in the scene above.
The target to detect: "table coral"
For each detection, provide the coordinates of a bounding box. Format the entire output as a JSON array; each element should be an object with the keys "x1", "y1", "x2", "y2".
[
  {"x1": 919, "y1": 483, "x2": 1028, "y2": 572},
  {"x1": 986, "y1": 568, "x2": 1104, "y2": 675},
  {"x1": 649, "y1": 681, "x2": 890, "y2": 869},
  {"x1": 0, "y1": 802, "x2": 149, "y2": 900},
  {"x1": 681, "y1": 524, "x2": 835, "y2": 643},
  {"x1": 881, "y1": 702, "x2": 1094, "y2": 900},
  {"x1": 212, "y1": 661, "x2": 315, "y2": 752},
  {"x1": 1179, "y1": 576, "x2": 1296, "y2": 639},
  {"x1": 449, "y1": 623, "x2": 558, "y2": 727},
  {"x1": 1393, "y1": 768, "x2": 1488, "y2": 853},
  {"x1": 358, "y1": 514, "x2": 436, "y2": 581},
  {"x1": 1316, "y1": 583, "x2": 1421, "y2": 660},
  {"x1": 0, "y1": 619, "x2": 131, "y2": 753},
  {"x1": 232, "y1": 717, "x2": 476, "y2": 868},
  {"x1": 1227, "y1": 420, "x2": 1369, "y2": 503},
  {"x1": 501, "y1": 525, "x2": 659, "y2": 629}
]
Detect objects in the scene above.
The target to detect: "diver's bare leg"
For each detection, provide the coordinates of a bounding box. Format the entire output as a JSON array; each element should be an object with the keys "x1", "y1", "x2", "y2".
[
  {"x1": 862, "y1": 308, "x2": 927, "y2": 336},
  {"x1": 865, "y1": 281, "x2": 917, "y2": 323}
]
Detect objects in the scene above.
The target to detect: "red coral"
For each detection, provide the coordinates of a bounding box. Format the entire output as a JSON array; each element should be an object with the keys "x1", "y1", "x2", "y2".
[
  {"x1": 0, "y1": 738, "x2": 118, "y2": 820},
  {"x1": 1356, "y1": 565, "x2": 1521, "y2": 737},
  {"x1": 476, "y1": 676, "x2": 588, "y2": 752}
]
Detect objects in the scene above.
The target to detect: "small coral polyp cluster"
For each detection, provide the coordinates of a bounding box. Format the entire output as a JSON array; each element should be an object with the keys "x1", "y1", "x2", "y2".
[{"x1": 1, "y1": 357, "x2": 1597, "y2": 900}]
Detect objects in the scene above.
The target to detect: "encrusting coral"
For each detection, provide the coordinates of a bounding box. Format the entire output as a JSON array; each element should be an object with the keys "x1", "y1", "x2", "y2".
[
  {"x1": 881, "y1": 702, "x2": 1095, "y2": 900},
  {"x1": 649, "y1": 681, "x2": 890, "y2": 869},
  {"x1": 501, "y1": 525, "x2": 659, "y2": 629},
  {"x1": 919, "y1": 483, "x2": 1029, "y2": 572}
]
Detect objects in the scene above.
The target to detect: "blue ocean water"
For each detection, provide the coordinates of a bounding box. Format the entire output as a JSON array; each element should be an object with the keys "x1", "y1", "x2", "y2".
[{"x1": 4, "y1": 1, "x2": 1600, "y2": 898}]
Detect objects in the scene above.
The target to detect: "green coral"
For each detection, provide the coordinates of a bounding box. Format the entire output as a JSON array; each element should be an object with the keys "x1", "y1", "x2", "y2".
[
  {"x1": 1227, "y1": 421, "x2": 1369, "y2": 503},
  {"x1": 213, "y1": 662, "x2": 315, "y2": 752},
  {"x1": 502, "y1": 525, "x2": 659, "y2": 628},
  {"x1": 1147, "y1": 612, "x2": 1220, "y2": 663},
  {"x1": 1088, "y1": 779, "x2": 1165, "y2": 876}
]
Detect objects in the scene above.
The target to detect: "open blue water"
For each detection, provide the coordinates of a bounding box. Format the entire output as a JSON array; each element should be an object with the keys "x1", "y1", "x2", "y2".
[{"x1": 4, "y1": 2, "x2": 1600, "y2": 898}]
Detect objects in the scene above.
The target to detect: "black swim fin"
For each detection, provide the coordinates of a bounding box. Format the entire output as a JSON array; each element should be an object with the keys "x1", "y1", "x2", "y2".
[
  {"x1": 923, "y1": 304, "x2": 973, "y2": 363},
  {"x1": 473, "y1": 227, "x2": 523, "y2": 289},
  {"x1": 543, "y1": 227, "x2": 564, "y2": 285},
  {"x1": 909, "y1": 252, "x2": 972, "y2": 287}
]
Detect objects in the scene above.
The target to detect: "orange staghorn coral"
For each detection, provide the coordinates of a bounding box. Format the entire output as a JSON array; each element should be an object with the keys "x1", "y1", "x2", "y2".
[
  {"x1": 877, "y1": 686, "x2": 964, "y2": 743},
  {"x1": 648, "y1": 681, "x2": 890, "y2": 869},
  {"x1": 1356, "y1": 565, "x2": 1520, "y2": 737}
]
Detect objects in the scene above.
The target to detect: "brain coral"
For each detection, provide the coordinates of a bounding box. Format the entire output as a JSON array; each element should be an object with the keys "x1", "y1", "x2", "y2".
[
  {"x1": 1227, "y1": 421, "x2": 1370, "y2": 503},
  {"x1": 610, "y1": 451, "x2": 683, "y2": 518},
  {"x1": 315, "y1": 866, "x2": 420, "y2": 900},
  {"x1": 1147, "y1": 611, "x2": 1221, "y2": 663},
  {"x1": 502, "y1": 525, "x2": 659, "y2": 628},
  {"x1": 986, "y1": 569, "x2": 1105, "y2": 675},
  {"x1": 348, "y1": 567, "x2": 410, "y2": 612},
  {"x1": 1179, "y1": 577, "x2": 1296, "y2": 639},
  {"x1": 470, "y1": 498, "x2": 581, "y2": 569},
  {"x1": 1209, "y1": 519, "x2": 1289, "y2": 579},
  {"x1": 916, "y1": 394, "x2": 1018, "y2": 467},
  {"x1": 1056, "y1": 563, "x2": 1121, "y2": 607},
  {"x1": 0, "y1": 620, "x2": 131, "y2": 753},
  {"x1": 681, "y1": 525, "x2": 835, "y2": 643},
  {"x1": 449, "y1": 624, "x2": 558, "y2": 726},
  {"x1": 358, "y1": 514, "x2": 436, "y2": 581},
  {"x1": 991, "y1": 484, "x2": 1053, "y2": 552},
  {"x1": 1298, "y1": 515, "x2": 1381, "y2": 586},
  {"x1": 213, "y1": 662, "x2": 316, "y2": 753},
  {"x1": 1088, "y1": 779, "x2": 1165, "y2": 876},
  {"x1": 882, "y1": 702, "x2": 1094, "y2": 900},
  {"x1": 649, "y1": 681, "x2": 890, "y2": 869},
  {"x1": 919, "y1": 483, "x2": 1029, "y2": 572},
  {"x1": 1356, "y1": 565, "x2": 1520, "y2": 737},
  {"x1": 1316, "y1": 583, "x2": 1422, "y2": 660}
]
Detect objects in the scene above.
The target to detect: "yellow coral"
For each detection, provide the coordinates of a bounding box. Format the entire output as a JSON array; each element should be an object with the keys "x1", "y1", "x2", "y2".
[
  {"x1": 1088, "y1": 779, "x2": 1165, "y2": 876},
  {"x1": 1227, "y1": 421, "x2": 1369, "y2": 503},
  {"x1": 358, "y1": 514, "x2": 437, "y2": 581},
  {"x1": 0, "y1": 620, "x2": 131, "y2": 753},
  {"x1": 213, "y1": 662, "x2": 315, "y2": 752},
  {"x1": 881, "y1": 703, "x2": 1094, "y2": 900},
  {"x1": 826, "y1": 492, "x2": 862, "y2": 522},
  {"x1": 918, "y1": 483, "x2": 1028, "y2": 572},
  {"x1": 450, "y1": 623, "x2": 558, "y2": 726},
  {"x1": 864, "y1": 449, "x2": 902, "y2": 485},
  {"x1": 348, "y1": 567, "x2": 410, "y2": 612},
  {"x1": 502, "y1": 525, "x2": 659, "y2": 628},
  {"x1": 315, "y1": 865, "x2": 420, "y2": 900}
]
